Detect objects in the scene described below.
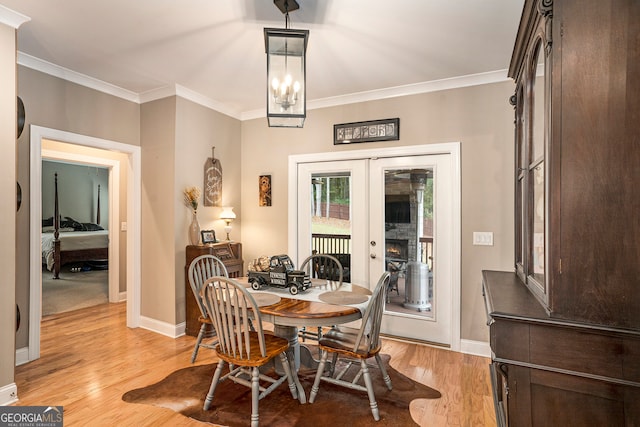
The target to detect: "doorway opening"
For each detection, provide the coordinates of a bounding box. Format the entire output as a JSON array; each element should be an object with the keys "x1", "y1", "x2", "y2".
[{"x1": 25, "y1": 125, "x2": 141, "y2": 364}]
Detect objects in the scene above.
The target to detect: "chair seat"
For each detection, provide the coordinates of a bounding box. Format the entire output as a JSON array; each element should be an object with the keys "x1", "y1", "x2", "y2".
[
  {"x1": 310, "y1": 272, "x2": 392, "y2": 422},
  {"x1": 319, "y1": 326, "x2": 381, "y2": 359},
  {"x1": 216, "y1": 331, "x2": 290, "y2": 368},
  {"x1": 198, "y1": 315, "x2": 213, "y2": 324}
]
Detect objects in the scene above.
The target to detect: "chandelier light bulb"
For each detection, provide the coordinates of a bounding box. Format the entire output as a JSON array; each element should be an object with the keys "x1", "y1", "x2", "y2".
[{"x1": 271, "y1": 78, "x2": 279, "y2": 91}]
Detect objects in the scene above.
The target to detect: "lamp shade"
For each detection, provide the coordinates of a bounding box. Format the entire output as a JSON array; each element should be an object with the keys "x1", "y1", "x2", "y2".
[
  {"x1": 264, "y1": 27, "x2": 309, "y2": 128},
  {"x1": 219, "y1": 207, "x2": 236, "y2": 221}
]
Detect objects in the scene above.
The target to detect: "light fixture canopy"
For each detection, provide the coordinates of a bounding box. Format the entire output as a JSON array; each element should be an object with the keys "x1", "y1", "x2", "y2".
[{"x1": 264, "y1": 1, "x2": 309, "y2": 128}]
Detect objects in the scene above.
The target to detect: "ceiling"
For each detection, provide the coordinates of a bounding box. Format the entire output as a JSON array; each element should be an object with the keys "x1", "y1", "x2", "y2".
[{"x1": 2, "y1": 0, "x2": 525, "y2": 120}]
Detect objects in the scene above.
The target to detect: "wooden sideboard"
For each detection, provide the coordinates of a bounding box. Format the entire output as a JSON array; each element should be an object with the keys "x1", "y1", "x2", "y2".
[
  {"x1": 184, "y1": 242, "x2": 243, "y2": 336},
  {"x1": 483, "y1": 271, "x2": 640, "y2": 426}
]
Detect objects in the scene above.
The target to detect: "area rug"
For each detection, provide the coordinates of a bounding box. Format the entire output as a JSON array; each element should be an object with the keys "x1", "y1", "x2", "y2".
[{"x1": 122, "y1": 353, "x2": 440, "y2": 426}]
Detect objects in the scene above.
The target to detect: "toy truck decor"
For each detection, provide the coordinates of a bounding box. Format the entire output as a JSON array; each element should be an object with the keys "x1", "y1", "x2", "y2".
[{"x1": 248, "y1": 254, "x2": 311, "y2": 295}]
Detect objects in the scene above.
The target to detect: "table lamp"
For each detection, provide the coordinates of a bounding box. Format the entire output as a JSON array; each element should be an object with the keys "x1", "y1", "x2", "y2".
[{"x1": 220, "y1": 207, "x2": 236, "y2": 241}]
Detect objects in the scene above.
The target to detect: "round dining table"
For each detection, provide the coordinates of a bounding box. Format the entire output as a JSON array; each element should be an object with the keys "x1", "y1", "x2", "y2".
[{"x1": 234, "y1": 277, "x2": 371, "y2": 403}]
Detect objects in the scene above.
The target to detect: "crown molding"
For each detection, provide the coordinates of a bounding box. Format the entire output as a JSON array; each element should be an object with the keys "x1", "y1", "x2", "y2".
[
  {"x1": 241, "y1": 69, "x2": 511, "y2": 121},
  {"x1": 0, "y1": 4, "x2": 30, "y2": 29},
  {"x1": 139, "y1": 84, "x2": 242, "y2": 120},
  {"x1": 17, "y1": 52, "x2": 140, "y2": 103},
  {"x1": 18, "y1": 48, "x2": 510, "y2": 121}
]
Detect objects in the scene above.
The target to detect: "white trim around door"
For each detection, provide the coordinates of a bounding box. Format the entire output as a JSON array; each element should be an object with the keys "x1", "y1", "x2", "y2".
[
  {"x1": 26, "y1": 125, "x2": 141, "y2": 363},
  {"x1": 288, "y1": 142, "x2": 461, "y2": 351}
]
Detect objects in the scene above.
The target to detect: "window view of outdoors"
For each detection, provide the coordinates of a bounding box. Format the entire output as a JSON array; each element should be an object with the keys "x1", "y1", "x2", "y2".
[
  {"x1": 311, "y1": 174, "x2": 351, "y2": 238},
  {"x1": 384, "y1": 169, "x2": 434, "y2": 318},
  {"x1": 309, "y1": 170, "x2": 435, "y2": 319}
]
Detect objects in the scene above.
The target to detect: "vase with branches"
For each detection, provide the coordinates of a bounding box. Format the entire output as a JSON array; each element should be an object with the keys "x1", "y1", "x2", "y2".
[{"x1": 184, "y1": 186, "x2": 201, "y2": 245}]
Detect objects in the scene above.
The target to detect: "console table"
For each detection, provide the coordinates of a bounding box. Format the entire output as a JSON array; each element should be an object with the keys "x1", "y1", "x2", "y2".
[{"x1": 184, "y1": 242, "x2": 243, "y2": 336}]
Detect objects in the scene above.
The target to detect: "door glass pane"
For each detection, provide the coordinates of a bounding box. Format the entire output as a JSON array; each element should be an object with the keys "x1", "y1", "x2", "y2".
[
  {"x1": 384, "y1": 168, "x2": 434, "y2": 319},
  {"x1": 310, "y1": 173, "x2": 352, "y2": 273}
]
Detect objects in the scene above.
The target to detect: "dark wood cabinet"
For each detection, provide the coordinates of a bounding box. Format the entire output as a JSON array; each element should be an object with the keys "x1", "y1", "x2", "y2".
[
  {"x1": 184, "y1": 243, "x2": 243, "y2": 336},
  {"x1": 484, "y1": 1, "x2": 640, "y2": 424}
]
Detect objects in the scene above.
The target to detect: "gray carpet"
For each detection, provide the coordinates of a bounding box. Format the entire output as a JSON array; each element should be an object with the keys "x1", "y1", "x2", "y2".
[{"x1": 42, "y1": 264, "x2": 108, "y2": 316}]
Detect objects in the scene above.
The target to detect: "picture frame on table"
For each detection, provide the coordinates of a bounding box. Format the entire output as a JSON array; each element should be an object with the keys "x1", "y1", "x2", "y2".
[{"x1": 201, "y1": 230, "x2": 217, "y2": 244}]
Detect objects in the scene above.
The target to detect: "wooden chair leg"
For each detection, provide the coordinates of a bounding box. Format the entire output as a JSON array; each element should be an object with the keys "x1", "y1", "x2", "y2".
[
  {"x1": 361, "y1": 359, "x2": 380, "y2": 421},
  {"x1": 375, "y1": 353, "x2": 393, "y2": 391},
  {"x1": 251, "y1": 367, "x2": 260, "y2": 427},
  {"x1": 191, "y1": 323, "x2": 207, "y2": 363},
  {"x1": 309, "y1": 349, "x2": 329, "y2": 403},
  {"x1": 279, "y1": 353, "x2": 299, "y2": 401},
  {"x1": 203, "y1": 360, "x2": 225, "y2": 410}
]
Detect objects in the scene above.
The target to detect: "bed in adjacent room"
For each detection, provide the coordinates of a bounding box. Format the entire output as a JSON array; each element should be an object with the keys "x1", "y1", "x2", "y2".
[{"x1": 42, "y1": 172, "x2": 109, "y2": 279}]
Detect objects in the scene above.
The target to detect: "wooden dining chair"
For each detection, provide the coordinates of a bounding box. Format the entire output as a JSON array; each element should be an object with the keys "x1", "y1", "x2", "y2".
[
  {"x1": 187, "y1": 254, "x2": 229, "y2": 363},
  {"x1": 298, "y1": 253, "x2": 344, "y2": 343},
  {"x1": 200, "y1": 276, "x2": 300, "y2": 427},
  {"x1": 309, "y1": 272, "x2": 393, "y2": 421}
]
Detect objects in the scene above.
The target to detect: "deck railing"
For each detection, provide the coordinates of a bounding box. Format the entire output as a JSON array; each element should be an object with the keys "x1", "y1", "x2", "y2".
[
  {"x1": 312, "y1": 233, "x2": 351, "y2": 254},
  {"x1": 312, "y1": 233, "x2": 434, "y2": 268},
  {"x1": 420, "y1": 237, "x2": 434, "y2": 270}
]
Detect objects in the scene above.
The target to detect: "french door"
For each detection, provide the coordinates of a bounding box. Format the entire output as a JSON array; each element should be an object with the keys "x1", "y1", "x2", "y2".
[{"x1": 291, "y1": 145, "x2": 459, "y2": 347}]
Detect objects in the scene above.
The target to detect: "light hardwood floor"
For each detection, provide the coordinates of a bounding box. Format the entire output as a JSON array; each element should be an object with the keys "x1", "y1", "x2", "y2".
[{"x1": 13, "y1": 302, "x2": 496, "y2": 426}]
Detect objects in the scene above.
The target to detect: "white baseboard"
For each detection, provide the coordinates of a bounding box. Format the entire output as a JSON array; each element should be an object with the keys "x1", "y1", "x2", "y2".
[
  {"x1": 118, "y1": 291, "x2": 127, "y2": 302},
  {"x1": 0, "y1": 383, "x2": 18, "y2": 406},
  {"x1": 460, "y1": 339, "x2": 491, "y2": 358},
  {"x1": 138, "y1": 316, "x2": 185, "y2": 338},
  {"x1": 15, "y1": 347, "x2": 30, "y2": 366}
]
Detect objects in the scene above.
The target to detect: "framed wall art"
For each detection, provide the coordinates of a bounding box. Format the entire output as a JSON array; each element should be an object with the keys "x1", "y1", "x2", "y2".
[
  {"x1": 334, "y1": 118, "x2": 400, "y2": 145},
  {"x1": 259, "y1": 174, "x2": 272, "y2": 206}
]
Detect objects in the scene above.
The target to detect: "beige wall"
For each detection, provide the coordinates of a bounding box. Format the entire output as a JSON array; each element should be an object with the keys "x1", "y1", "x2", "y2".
[
  {"x1": 139, "y1": 96, "x2": 242, "y2": 324},
  {"x1": 240, "y1": 81, "x2": 516, "y2": 342},
  {"x1": 10, "y1": 61, "x2": 515, "y2": 361},
  {"x1": 16, "y1": 67, "x2": 140, "y2": 349},
  {"x1": 173, "y1": 97, "x2": 241, "y2": 323},
  {"x1": 140, "y1": 97, "x2": 177, "y2": 323},
  {"x1": 0, "y1": 22, "x2": 17, "y2": 395}
]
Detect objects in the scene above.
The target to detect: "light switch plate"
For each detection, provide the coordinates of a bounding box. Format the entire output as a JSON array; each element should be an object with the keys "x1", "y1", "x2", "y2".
[{"x1": 473, "y1": 231, "x2": 493, "y2": 246}]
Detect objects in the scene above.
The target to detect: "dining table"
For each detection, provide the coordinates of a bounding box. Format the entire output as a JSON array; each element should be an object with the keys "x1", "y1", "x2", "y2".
[{"x1": 233, "y1": 276, "x2": 373, "y2": 403}]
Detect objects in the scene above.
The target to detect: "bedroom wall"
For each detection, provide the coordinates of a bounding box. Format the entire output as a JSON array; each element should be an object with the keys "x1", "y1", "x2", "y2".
[
  {"x1": 42, "y1": 160, "x2": 109, "y2": 227},
  {"x1": 240, "y1": 81, "x2": 516, "y2": 344},
  {"x1": 0, "y1": 20, "x2": 18, "y2": 401},
  {"x1": 16, "y1": 66, "x2": 140, "y2": 350}
]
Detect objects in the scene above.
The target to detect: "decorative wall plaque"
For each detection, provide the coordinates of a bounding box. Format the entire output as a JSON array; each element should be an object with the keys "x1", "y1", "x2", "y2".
[
  {"x1": 334, "y1": 118, "x2": 400, "y2": 145},
  {"x1": 203, "y1": 147, "x2": 222, "y2": 207}
]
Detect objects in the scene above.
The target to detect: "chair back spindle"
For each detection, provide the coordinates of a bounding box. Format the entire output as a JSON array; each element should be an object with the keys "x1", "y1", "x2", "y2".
[
  {"x1": 188, "y1": 255, "x2": 229, "y2": 316},
  {"x1": 201, "y1": 277, "x2": 266, "y2": 360},
  {"x1": 187, "y1": 255, "x2": 229, "y2": 363},
  {"x1": 352, "y1": 272, "x2": 390, "y2": 354}
]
